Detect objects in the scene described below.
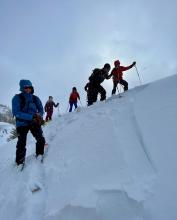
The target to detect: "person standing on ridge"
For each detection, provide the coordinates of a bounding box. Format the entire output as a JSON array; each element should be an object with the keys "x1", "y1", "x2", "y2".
[
  {"x1": 85, "y1": 63, "x2": 111, "y2": 106},
  {"x1": 109, "y1": 60, "x2": 136, "y2": 95},
  {"x1": 12, "y1": 79, "x2": 45, "y2": 170},
  {"x1": 69, "y1": 87, "x2": 80, "y2": 112},
  {"x1": 44, "y1": 96, "x2": 59, "y2": 121}
]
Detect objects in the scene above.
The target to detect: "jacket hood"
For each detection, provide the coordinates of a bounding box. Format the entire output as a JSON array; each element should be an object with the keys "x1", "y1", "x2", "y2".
[
  {"x1": 114, "y1": 60, "x2": 120, "y2": 67},
  {"x1": 19, "y1": 79, "x2": 33, "y2": 92}
]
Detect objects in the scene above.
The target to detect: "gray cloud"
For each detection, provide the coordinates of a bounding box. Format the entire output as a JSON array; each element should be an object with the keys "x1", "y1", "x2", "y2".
[{"x1": 0, "y1": 0, "x2": 177, "y2": 111}]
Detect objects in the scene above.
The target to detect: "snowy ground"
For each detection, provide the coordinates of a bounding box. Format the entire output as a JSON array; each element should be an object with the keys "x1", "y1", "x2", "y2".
[
  {"x1": 0, "y1": 74, "x2": 177, "y2": 220},
  {"x1": 0, "y1": 122, "x2": 14, "y2": 145}
]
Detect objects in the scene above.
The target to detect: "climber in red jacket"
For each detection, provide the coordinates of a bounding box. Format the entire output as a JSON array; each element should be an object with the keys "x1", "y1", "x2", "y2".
[
  {"x1": 69, "y1": 87, "x2": 80, "y2": 112},
  {"x1": 109, "y1": 60, "x2": 136, "y2": 95}
]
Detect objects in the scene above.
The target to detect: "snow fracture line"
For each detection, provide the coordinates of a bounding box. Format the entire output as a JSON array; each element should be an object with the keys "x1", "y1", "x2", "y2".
[{"x1": 131, "y1": 108, "x2": 157, "y2": 172}]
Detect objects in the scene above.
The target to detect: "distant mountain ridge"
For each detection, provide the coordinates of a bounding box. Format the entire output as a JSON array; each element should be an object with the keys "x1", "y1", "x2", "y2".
[
  {"x1": 0, "y1": 104, "x2": 15, "y2": 124},
  {"x1": 0, "y1": 122, "x2": 15, "y2": 145}
]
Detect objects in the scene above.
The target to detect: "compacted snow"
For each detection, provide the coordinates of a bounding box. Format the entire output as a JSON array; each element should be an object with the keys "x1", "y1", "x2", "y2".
[{"x1": 0, "y1": 74, "x2": 177, "y2": 220}]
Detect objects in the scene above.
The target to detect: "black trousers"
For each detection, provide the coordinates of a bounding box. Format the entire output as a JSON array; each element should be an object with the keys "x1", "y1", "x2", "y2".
[
  {"x1": 16, "y1": 125, "x2": 45, "y2": 165},
  {"x1": 87, "y1": 84, "x2": 106, "y2": 106},
  {"x1": 112, "y1": 80, "x2": 128, "y2": 95}
]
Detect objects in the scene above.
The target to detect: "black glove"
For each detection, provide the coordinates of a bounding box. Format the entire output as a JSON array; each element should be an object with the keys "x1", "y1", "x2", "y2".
[{"x1": 133, "y1": 61, "x2": 136, "y2": 66}]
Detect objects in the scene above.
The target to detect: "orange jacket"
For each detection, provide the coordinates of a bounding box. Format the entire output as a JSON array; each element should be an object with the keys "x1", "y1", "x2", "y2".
[
  {"x1": 111, "y1": 64, "x2": 134, "y2": 81},
  {"x1": 69, "y1": 91, "x2": 80, "y2": 102}
]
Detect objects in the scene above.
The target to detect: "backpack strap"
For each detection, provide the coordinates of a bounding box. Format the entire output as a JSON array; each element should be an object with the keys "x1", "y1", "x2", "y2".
[
  {"x1": 32, "y1": 95, "x2": 38, "y2": 108},
  {"x1": 18, "y1": 93, "x2": 26, "y2": 111},
  {"x1": 15, "y1": 94, "x2": 38, "y2": 122},
  {"x1": 18, "y1": 93, "x2": 38, "y2": 111}
]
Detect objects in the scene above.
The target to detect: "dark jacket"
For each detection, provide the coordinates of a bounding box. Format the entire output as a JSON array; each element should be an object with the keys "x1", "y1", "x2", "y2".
[
  {"x1": 45, "y1": 101, "x2": 59, "y2": 113},
  {"x1": 89, "y1": 68, "x2": 109, "y2": 85}
]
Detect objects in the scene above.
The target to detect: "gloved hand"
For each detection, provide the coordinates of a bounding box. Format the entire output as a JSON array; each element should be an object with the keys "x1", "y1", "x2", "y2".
[
  {"x1": 32, "y1": 113, "x2": 45, "y2": 126},
  {"x1": 133, "y1": 61, "x2": 136, "y2": 66},
  {"x1": 107, "y1": 74, "x2": 112, "y2": 79},
  {"x1": 84, "y1": 83, "x2": 89, "y2": 91}
]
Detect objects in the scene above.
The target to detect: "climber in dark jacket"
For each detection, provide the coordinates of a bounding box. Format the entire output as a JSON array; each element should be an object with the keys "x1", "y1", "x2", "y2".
[
  {"x1": 44, "y1": 96, "x2": 59, "y2": 121},
  {"x1": 85, "y1": 63, "x2": 111, "y2": 106}
]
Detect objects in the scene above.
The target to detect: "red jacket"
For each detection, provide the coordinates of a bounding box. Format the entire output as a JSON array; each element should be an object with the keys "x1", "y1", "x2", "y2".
[
  {"x1": 69, "y1": 92, "x2": 80, "y2": 102},
  {"x1": 111, "y1": 64, "x2": 134, "y2": 82}
]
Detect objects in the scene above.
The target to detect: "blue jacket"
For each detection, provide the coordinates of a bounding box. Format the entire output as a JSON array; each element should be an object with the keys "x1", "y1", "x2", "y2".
[{"x1": 12, "y1": 80, "x2": 44, "y2": 127}]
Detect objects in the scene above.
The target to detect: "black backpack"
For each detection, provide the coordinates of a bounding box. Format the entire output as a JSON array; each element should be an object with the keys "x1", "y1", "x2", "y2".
[{"x1": 89, "y1": 68, "x2": 104, "y2": 84}]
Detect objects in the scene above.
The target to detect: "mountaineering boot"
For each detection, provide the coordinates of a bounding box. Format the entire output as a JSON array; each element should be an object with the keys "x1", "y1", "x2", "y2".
[
  {"x1": 16, "y1": 163, "x2": 25, "y2": 171},
  {"x1": 36, "y1": 154, "x2": 44, "y2": 163}
]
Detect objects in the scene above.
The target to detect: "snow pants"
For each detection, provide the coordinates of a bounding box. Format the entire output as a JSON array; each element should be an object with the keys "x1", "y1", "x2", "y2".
[
  {"x1": 69, "y1": 101, "x2": 78, "y2": 112},
  {"x1": 16, "y1": 125, "x2": 45, "y2": 165},
  {"x1": 45, "y1": 111, "x2": 53, "y2": 121},
  {"x1": 112, "y1": 80, "x2": 128, "y2": 95},
  {"x1": 87, "y1": 84, "x2": 106, "y2": 106}
]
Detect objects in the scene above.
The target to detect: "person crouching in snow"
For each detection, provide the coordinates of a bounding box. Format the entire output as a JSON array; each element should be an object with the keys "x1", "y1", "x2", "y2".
[
  {"x1": 69, "y1": 87, "x2": 80, "y2": 112},
  {"x1": 44, "y1": 96, "x2": 59, "y2": 121}
]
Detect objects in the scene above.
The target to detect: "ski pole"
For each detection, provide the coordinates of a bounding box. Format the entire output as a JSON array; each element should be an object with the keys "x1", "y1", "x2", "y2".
[
  {"x1": 57, "y1": 106, "x2": 60, "y2": 116},
  {"x1": 120, "y1": 84, "x2": 124, "y2": 91},
  {"x1": 134, "y1": 65, "x2": 142, "y2": 85},
  {"x1": 65, "y1": 103, "x2": 69, "y2": 113},
  {"x1": 116, "y1": 84, "x2": 121, "y2": 98},
  {"x1": 79, "y1": 99, "x2": 83, "y2": 107}
]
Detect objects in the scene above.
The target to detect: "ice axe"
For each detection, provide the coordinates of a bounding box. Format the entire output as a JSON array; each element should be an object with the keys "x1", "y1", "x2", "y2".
[
  {"x1": 79, "y1": 99, "x2": 83, "y2": 107},
  {"x1": 57, "y1": 105, "x2": 61, "y2": 117},
  {"x1": 116, "y1": 83, "x2": 122, "y2": 98},
  {"x1": 65, "y1": 103, "x2": 69, "y2": 113},
  {"x1": 134, "y1": 64, "x2": 142, "y2": 85}
]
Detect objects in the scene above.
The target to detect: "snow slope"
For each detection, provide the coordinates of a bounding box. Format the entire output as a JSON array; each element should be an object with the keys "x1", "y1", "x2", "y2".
[
  {"x1": 0, "y1": 122, "x2": 14, "y2": 145},
  {"x1": 0, "y1": 74, "x2": 177, "y2": 220}
]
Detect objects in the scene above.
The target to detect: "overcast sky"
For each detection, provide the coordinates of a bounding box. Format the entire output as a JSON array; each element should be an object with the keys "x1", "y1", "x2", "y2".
[{"x1": 0, "y1": 0, "x2": 177, "y2": 112}]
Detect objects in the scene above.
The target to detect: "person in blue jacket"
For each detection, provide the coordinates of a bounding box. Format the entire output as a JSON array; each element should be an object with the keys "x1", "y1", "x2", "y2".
[{"x1": 12, "y1": 79, "x2": 45, "y2": 168}]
